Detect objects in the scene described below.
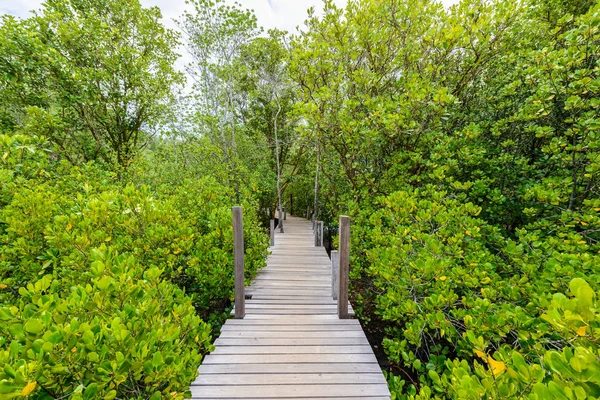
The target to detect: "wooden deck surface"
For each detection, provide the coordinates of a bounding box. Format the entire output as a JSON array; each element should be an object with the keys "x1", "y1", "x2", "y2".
[{"x1": 190, "y1": 216, "x2": 391, "y2": 399}]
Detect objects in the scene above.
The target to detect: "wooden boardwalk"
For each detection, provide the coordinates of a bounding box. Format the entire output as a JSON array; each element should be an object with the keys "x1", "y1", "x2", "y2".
[{"x1": 190, "y1": 216, "x2": 391, "y2": 399}]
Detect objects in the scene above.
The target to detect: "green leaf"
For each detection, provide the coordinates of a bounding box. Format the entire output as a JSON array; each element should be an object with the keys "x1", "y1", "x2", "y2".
[{"x1": 24, "y1": 319, "x2": 43, "y2": 334}]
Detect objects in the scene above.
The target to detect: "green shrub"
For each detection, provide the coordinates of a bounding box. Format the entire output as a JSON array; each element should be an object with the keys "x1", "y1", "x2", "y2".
[
  {"x1": 0, "y1": 246, "x2": 213, "y2": 399},
  {"x1": 0, "y1": 131, "x2": 269, "y2": 398}
]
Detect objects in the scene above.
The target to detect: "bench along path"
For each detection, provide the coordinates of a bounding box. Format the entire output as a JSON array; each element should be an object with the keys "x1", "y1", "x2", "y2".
[{"x1": 190, "y1": 216, "x2": 391, "y2": 399}]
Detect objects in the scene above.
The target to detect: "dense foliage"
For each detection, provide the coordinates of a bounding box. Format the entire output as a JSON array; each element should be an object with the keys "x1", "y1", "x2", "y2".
[
  {"x1": 0, "y1": 0, "x2": 269, "y2": 398},
  {"x1": 288, "y1": 0, "x2": 600, "y2": 398},
  {"x1": 2, "y1": 0, "x2": 600, "y2": 397}
]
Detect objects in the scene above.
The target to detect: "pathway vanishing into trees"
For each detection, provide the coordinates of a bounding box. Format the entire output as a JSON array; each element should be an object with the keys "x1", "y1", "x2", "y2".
[{"x1": 190, "y1": 215, "x2": 391, "y2": 399}]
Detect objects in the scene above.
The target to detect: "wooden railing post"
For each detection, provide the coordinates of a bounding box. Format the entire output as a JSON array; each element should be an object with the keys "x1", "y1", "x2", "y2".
[
  {"x1": 270, "y1": 219, "x2": 275, "y2": 247},
  {"x1": 232, "y1": 206, "x2": 245, "y2": 319},
  {"x1": 331, "y1": 250, "x2": 339, "y2": 300},
  {"x1": 315, "y1": 220, "x2": 322, "y2": 246},
  {"x1": 338, "y1": 216, "x2": 350, "y2": 319},
  {"x1": 319, "y1": 221, "x2": 324, "y2": 247},
  {"x1": 284, "y1": 207, "x2": 287, "y2": 220},
  {"x1": 278, "y1": 207, "x2": 284, "y2": 233}
]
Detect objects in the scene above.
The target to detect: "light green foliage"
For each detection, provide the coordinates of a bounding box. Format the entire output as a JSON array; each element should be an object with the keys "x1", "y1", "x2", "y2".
[
  {"x1": 0, "y1": 125, "x2": 268, "y2": 398},
  {"x1": 290, "y1": 0, "x2": 600, "y2": 398},
  {"x1": 0, "y1": 0, "x2": 182, "y2": 168},
  {"x1": 0, "y1": 247, "x2": 212, "y2": 399}
]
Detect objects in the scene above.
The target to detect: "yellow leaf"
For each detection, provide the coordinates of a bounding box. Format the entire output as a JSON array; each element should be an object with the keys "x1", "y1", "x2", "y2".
[
  {"x1": 173, "y1": 248, "x2": 182, "y2": 255},
  {"x1": 578, "y1": 240, "x2": 586, "y2": 245},
  {"x1": 594, "y1": 208, "x2": 600, "y2": 212},
  {"x1": 581, "y1": 221, "x2": 588, "y2": 226},
  {"x1": 577, "y1": 326, "x2": 586, "y2": 336},
  {"x1": 66, "y1": 223, "x2": 72, "y2": 230},
  {"x1": 2, "y1": 152, "x2": 8, "y2": 160},
  {"x1": 195, "y1": 335, "x2": 199, "y2": 342},
  {"x1": 105, "y1": 237, "x2": 112, "y2": 242},
  {"x1": 71, "y1": 347, "x2": 76, "y2": 353},
  {"x1": 474, "y1": 350, "x2": 486, "y2": 359},
  {"x1": 0, "y1": 284, "x2": 6, "y2": 289},
  {"x1": 481, "y1": 277, "x2": 491, "y2": 284},
  {"x1": 488, "y1": 357, "x2": 506, "y2": 376},
  {"x1": 439, "y1": 276, "x2": 447, "y2": 281},
  {"x1": 465, "y1": 230, "x2": 472, "y2": 236},
  {"x1": 22, "y1": 382, "x2": 37, "y2": 396}
]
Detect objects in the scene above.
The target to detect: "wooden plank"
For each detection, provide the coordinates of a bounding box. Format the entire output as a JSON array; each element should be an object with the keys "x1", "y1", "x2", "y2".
[
  {"x1": 247, "y1": 291, "x2": 331, "y2": 297},
  {"x1": 246, "y1": 299, "x2": 338, "y2": 305},
  {"x1": 218, "y1": 330, "x2": 367, "y2": 338},
  {"x1": 214, "y1": 337, "x2": 369, "y2": 346},
  {"x1": 192, "y1": 373, "x2": 386, "y2": 385},
  {"x1": 242, "y1": 314, "x2": 343, "y2": 320},
  {"x1": 244, "y1": 304, "x2": 339, "y2": 309},
  {"x1": 239, "y1": 310, "x2": 338, "y2": 315},
  {"x1": 198, "y1": 397, "x2": 391, "y2": 400},
  {"x1": 198, "y1": 362, "x2": 382, "y2": 375},
  {"x1": 223, "y1": 318, "x2": 359, "y2": 325},
  {"x1": 191, "y1": 383, "x2": 390, "y2": 398},
  {"x1": 202, "y1": 353, "x2": 378, "y2": 364},
  {"x1": 211, "y1": 345, "x2": 374, "y2": 355}
]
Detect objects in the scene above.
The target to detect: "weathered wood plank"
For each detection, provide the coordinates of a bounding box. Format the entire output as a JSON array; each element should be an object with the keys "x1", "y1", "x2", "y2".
[
  {"x1": 223, "y1": 318, "x2": 359, "y2": 325},
  {"x1": 191, "y1": 384, "x2": 390, "y2": 398},
  {"x1": 214, "y1": 337, "x2": 369, "y2": 346},
  {"x1": 198, "y1": 362, "x2": 383, "y2": 374},
  {"x1": 217, "y1": 330, "x2": 367, "y2": 338},
  {"x1": 202, "y1": 353, "x2": 378, "y2": 364},
  {"x1": 211, "y1": 345, "x2": 374, "y2": 355},
  {"x1": 192, "y1": 373, "x2": 386, "y2": 385}
]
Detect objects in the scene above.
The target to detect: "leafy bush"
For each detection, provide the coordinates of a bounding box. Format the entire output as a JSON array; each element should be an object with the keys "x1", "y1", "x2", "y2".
[
  {"x1": 0, "y1": 130, "x2": 269, "y2": 398},
  {"x1": 0, "y1": 246, "x2": 213, "y2": 399},
  {"x1": 350, "y1": 183, "x2": 600, "y2": 398}
]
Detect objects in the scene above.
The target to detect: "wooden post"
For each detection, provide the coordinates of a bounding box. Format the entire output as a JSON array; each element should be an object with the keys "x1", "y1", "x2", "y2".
[
  {"x1": 290, "y1": 193, "x2": 293, "y2": 216},
  {"x1": 278, "y1": 207, "x2": 284, "y2": 233},
  {"x1": 314, "y1": 220, "x2": 320, "y2": 246},
  {"x1": 306, "y1": 206, "x2": 310, "y2": 219},
  {"x1": 270, "y1": 219, "x2": 275, "y2": 247},
  {"x1": 284, "y1": 207, "x2": 287, "y2": 220},
  {"x1": 319, "y1": 221, "x2": 324, "y2": 247},
  {"x1": 338, "y1": 216, "x2": 350, "y2": 319},
  {"x1": 331, "y1": 250, "x2": 339, "y2": 300},
  {"x1": 232, "y1": 207, "x2": 245, "y2": 319}
]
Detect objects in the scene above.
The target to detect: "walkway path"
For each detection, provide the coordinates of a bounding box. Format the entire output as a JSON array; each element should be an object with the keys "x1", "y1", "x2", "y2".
[{"x1": 190, "y1": 216, "x2": 391, "y2": 399}]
